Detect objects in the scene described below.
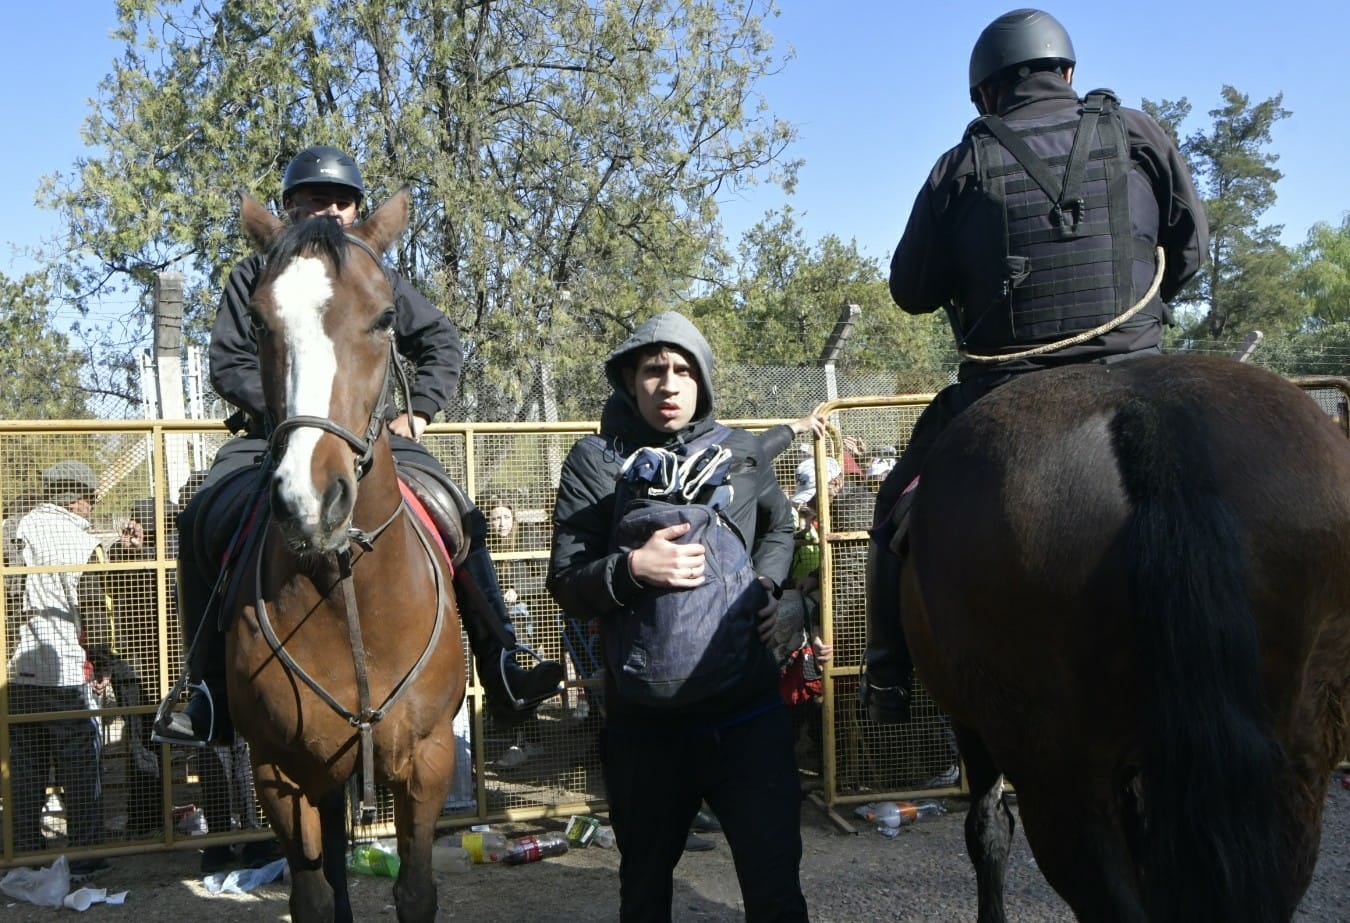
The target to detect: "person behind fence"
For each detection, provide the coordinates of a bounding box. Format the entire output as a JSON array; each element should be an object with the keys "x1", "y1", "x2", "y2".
[
  {"x1": 6, "y1": 460, "x2": 112, "y2": 877},
  {"x1": 153, "y1": 144, "x2": 563, "y2": 745},
  {"x1": 547, "y1": 311, "x2": 808, "y2": 921},
  {"x1": 105, "y1": 497, "x2": 178, "y2": 700},
  {"x1": 861, "y1": 7, "x2": 1208, "y2": 724}
]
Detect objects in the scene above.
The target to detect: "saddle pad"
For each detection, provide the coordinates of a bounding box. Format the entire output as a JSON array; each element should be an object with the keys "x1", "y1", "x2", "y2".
[{"x1": 398, "y1": 479, "x2": 453, "y2": 574}]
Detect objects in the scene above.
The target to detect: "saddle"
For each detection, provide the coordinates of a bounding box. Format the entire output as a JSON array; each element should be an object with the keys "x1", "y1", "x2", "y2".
[
  {"x1": 395, "y1": 462, "x2": 469, "y2": 567},
  {"x1": 188, "y1": 461, "x2": 471, "y2": 610}
]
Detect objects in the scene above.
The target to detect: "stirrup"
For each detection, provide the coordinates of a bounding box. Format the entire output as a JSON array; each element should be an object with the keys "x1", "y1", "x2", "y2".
[
  {"x1": 497, "y1": 645, "x2": 563, "y2": 710},
  {"x1": 151, "y1": 679, "x2": 215, "y2": 747}
]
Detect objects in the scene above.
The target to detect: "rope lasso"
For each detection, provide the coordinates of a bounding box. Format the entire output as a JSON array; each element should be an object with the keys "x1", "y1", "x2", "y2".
[{"x1": 959, "y1": 247, "x2": 1165, "y2": 364}]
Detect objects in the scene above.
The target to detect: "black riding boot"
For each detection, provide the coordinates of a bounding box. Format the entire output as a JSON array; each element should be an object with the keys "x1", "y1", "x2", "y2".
[
  {"x1": 455, "y1": 542, "x2": 564, "y2": 720},
  {"x1": 859, "y1": 540, "x2": 914, "y2": 723},
  {"x1": 152, "y1": 537, "x2": 232, "y2": 746}
]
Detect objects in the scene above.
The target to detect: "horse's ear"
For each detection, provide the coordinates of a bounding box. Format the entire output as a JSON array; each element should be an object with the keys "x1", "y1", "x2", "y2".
[
  {"x1": 353, "y1": 187, "x2": 410, "y2": 256},
  {"x1": 240, "y1": 190, "x2": 284, "y2": 252}
]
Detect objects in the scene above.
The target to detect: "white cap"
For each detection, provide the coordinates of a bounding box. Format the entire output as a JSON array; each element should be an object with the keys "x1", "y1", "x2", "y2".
[{"x1": 791, "y1": 456, "x2": 843, "y2": 506}]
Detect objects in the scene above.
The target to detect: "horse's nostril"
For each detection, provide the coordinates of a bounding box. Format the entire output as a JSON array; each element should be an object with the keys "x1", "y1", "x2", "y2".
[{"x1": 321, "y1": 476, "x2": 355, "y2": 531}]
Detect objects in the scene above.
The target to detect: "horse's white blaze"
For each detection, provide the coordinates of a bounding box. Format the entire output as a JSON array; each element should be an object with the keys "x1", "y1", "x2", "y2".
[{"x1": 271, "y1": 256, "x2": 337, "y2": 529}]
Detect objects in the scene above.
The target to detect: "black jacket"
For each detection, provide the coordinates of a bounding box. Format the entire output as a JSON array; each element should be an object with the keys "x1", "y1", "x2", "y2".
[
  {"x1": 210, "y1": 252, "x2": 463, "y2": 433},
  {"x1": 890, "y1": 72, "x2": 1208, "y2": 381},
  {"x1": 548, "y1": 312, "x2": 795, "y2": 728}
]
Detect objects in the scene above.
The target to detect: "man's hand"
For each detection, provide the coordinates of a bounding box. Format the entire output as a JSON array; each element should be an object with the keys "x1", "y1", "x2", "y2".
[
  {"x1": 118, "y1": 520, "x2": 144, "y2": 550},
  {"x1": 628, "y1": 522, "x2": 706, "y2": 589},
  {"x1": 790, "y1": 412, "x2": 828, "y2": 439},
  {"x1": 755, "y1": 575, "x2": 780, "y2": 642},
  {"x1": 810, "y1": 634, "x2": 833, "y2": 665},
  {"x1": 389, "y1": 412, "x2": 428, "y2": 441}
]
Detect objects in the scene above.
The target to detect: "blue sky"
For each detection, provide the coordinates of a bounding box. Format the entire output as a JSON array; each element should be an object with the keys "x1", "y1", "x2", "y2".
[{"x1": 3, "y1": 1, "x2": 1347, "y2": 288}]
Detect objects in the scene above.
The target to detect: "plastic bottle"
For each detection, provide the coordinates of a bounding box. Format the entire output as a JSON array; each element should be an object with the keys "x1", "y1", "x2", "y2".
[
  {"x1": 501, "y1": 832, "x2": 569, "y2": 865},
  {"x1": 431, "y1": 844, "x2": 473, "y2": 874},
  {"x1": 349, "y1": 843, "x2": 401, "y2": 877},
  {"x1": 854, "y1": 800, "x2": 945, "y2": 829},
  {"x1": 437, "y1": 832, "x2": 510, "y2": 864}
]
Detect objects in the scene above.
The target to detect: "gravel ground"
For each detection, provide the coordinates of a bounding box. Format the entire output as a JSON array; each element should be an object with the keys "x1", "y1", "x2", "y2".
[{"x1": 3, "y1": 776, "x2": 1347, "y2": 920}]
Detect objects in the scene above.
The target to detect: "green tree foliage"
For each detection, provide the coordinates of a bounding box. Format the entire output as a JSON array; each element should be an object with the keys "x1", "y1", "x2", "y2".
[
  {"x1": 1297, "y1": 216, "x2": 1350, "y2": 326},
  {"x1": 1143, "y1": 87, "x2": 1304, "y2": 343},
  {"x1": 688, "y1": 208, "x2": 951, "y2": 392},
  {"x1": 0, "y1": 271, "x2": 91, "y2": 419},
  {"x1": 40, "y1": 0, "x2": 798, "y2": 421}
]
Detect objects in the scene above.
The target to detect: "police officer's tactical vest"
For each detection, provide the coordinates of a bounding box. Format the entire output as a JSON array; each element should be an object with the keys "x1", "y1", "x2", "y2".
[{"x1": 957, "y1": 89, "x2": 1161, "y2": 351}]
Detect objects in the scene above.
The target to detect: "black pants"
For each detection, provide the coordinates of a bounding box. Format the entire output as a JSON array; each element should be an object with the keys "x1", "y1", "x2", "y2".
[
  {"x1": 9, "y1": 684, "x2": 103, "y2": 852},
  {"x1": 872, "y1": 374, "x2": 1010, "y2": 534},
  {"x1": 601, "y1": 705, "x2": 808, "y2": 922},
  {"x1": 176, "y1": 432, "x2": 467, "y2": 679}
]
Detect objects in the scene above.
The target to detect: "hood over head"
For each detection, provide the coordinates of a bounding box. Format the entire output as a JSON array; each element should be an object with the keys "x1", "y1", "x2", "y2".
[{"x1": 603, "y1": 311, "x2": 716, "y2": 426}]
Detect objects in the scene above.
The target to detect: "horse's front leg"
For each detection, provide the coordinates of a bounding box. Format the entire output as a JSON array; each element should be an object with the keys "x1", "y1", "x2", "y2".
[
  {"x1": 390, "y1": 710, "x2": 461, "y2": 923},
  {"x1": 252, "y1": 760, "x2": 335, "y2": 923}
]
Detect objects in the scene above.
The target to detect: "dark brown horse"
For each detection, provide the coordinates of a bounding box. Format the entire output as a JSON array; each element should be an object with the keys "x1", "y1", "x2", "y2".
[
  {"x1": 227, "y1": 191, "x2": 466, "y2": 923},
  {"x1": 898, "y1": 355, "x2": 1350, "y2": 922}
]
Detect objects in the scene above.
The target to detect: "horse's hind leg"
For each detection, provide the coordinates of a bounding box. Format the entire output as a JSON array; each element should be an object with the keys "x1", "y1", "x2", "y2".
[
  {"x1": 1014, "y1": 774, "x2": 1146, "y2": 923},
  {"x1": 253, "y1": 761, "x2": 334, "y2": 923},
  {"x1": 954, "y1": 725, "x2": 1014, "y2": 923}
]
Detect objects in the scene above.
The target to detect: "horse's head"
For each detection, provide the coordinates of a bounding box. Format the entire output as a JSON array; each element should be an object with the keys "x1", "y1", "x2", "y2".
[{"x1": 240, "y1": 188, "x2": 410, "y2": 554}]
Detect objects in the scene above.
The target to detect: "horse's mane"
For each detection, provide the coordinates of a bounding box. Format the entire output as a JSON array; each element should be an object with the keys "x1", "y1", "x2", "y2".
[{"x1": 265, "y1": 216, "x2": 349, "y2": 276}]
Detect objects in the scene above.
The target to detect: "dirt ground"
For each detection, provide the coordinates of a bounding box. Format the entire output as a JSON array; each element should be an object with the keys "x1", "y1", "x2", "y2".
[{"x1": 4, "y1": 779, "x2": 1348, "y2": 921}]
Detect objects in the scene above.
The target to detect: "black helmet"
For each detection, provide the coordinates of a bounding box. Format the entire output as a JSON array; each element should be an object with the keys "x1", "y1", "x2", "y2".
[
  {"x1": 282, "y1": 145, "x2": 364, "y2": 201},
  {"x1": 969, "y1": 8, "x2": 1075, "y2": 91}
]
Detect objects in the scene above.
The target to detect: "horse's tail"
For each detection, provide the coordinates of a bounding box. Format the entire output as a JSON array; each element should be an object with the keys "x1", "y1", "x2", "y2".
[{"x1": 1113, "y1": 398, "x2": 1291, "y2": 923}]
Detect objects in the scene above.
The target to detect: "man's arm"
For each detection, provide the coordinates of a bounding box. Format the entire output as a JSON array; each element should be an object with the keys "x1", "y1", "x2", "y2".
[
  {"x1": 750, "y1": 460, "x2": 797, "y2": 591},
  {"x1": 1126, "y1": 109, "x2": 1210, "y2": 301},
  {"x1": 889, "y1": 148, "x2": 965, "y2": 314},
  {"x1": 391, "y1": 274, "x2": 463, "y2": 423},
  {"x1": 209, "y1": 256, "x2": 267, "y2": 421},
  {"x1": 547, "y1": 444, "x2": 640, "y2": 618}
]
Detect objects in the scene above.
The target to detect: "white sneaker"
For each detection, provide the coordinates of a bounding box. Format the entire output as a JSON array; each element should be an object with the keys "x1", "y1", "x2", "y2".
[{"x1": 923, "y1": 764, "x2": 960, "y2": 788}]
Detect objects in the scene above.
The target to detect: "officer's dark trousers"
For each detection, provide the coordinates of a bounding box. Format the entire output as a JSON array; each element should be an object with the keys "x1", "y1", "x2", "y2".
[{"x1": 600, "y1": 705, "x2": 808, "y2": 922}]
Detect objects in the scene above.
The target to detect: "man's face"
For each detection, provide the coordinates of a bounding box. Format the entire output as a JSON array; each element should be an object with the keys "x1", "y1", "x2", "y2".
[
  {"x1": 285, "y1": 184, "x2": 360, "y2": 227},
  {"x1": 625, "y1": 347, "x2": 700, "y2": 434}
]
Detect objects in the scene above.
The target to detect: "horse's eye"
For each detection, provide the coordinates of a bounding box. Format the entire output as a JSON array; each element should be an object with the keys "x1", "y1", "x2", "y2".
[
  {"x1": 248, "y1": 312, "x2": 268, "y2": 336},
  {"x1": 374, "y1": 309, "x2": 396, "y2": 334}
]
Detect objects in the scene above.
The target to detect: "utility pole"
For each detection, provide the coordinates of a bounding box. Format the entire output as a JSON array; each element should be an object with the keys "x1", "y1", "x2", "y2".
[
  {"x1": 819, "y1": 303, "x2": 861, "y2": 401},
  {"x1": 154, "y1": 272, "x2": 190, "y2": 500}
]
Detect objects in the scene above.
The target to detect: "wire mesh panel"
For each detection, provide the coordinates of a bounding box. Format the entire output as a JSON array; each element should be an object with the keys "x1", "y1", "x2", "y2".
[{"x1": 5, "y1": 376, "x2": 1346, "y2": 865}]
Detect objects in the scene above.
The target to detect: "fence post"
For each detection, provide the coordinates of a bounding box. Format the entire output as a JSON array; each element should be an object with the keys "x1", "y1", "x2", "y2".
[
  {"x1": 820, "y1": 303, "x2": 861, "y2": 401},
  {"x1": 154, "y1": 272, "x2": 191, "y2": 500}
]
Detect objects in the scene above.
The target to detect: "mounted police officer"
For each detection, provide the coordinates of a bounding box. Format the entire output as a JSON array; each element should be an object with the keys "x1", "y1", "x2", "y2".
[
  {"x1": 154, "y1": 145, "x2": 563, "y2": 745},
  {"x1": 861, "y1": 10, "x2": 1208, "y2": 723}
]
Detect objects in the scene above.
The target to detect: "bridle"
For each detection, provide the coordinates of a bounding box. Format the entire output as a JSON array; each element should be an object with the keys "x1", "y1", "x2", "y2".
[
  {"x1": 253, "y1": 231, "x2": 450, "y2": 824},
  {"x1": 266, "y1": 234, "x2": 411, "y2": 483}
]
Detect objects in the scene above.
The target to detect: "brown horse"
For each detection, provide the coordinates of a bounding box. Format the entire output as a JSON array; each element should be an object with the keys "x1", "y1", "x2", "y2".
[
  {"x1": 226, "y1": 190, "x2": 466, "y2": 923},
  {"x1": 898, "y1": 355, "x2": 1350, "y2": 922}
]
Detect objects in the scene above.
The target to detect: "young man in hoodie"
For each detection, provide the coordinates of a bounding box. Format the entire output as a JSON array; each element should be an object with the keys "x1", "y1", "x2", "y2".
[{"x1": 548, "y1": 312, "x2": 808, "y2": 921}]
